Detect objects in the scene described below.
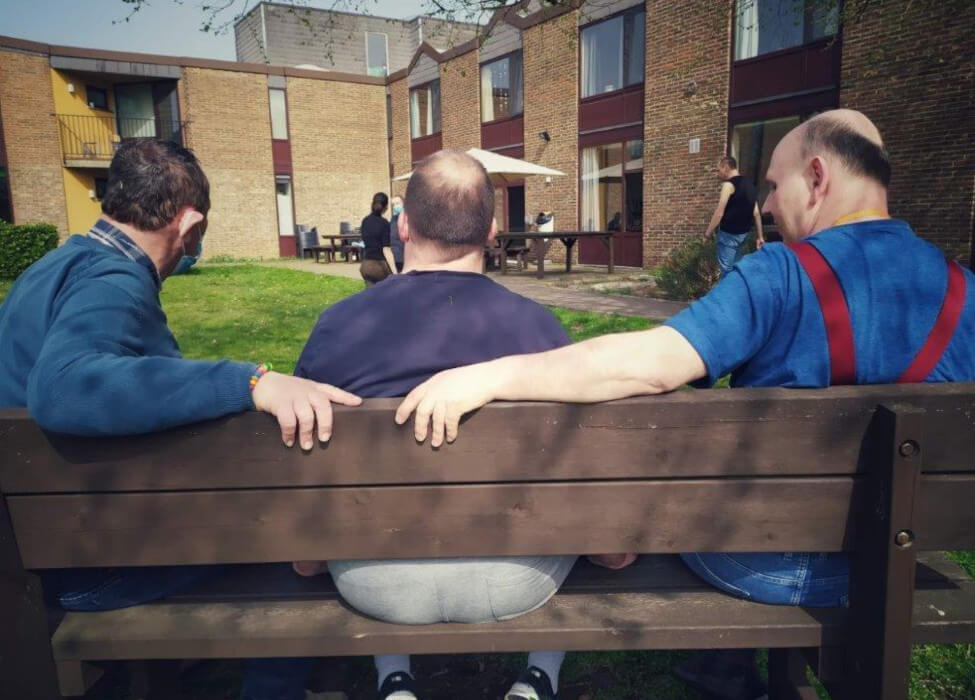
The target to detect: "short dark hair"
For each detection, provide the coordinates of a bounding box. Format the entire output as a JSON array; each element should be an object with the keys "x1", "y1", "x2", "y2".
[
  {"x1": 101, "y1": 139, "x2": 210, "y2": 231},
  {"x1": 719, "y1": 155, "x2": 737, "y2": 169},
  {"x1": 801, "y1": 117, "x2": 891, "y2": 187},
  {"x1": 404, "y1": 151, "x2": 494, "y2": 250}
]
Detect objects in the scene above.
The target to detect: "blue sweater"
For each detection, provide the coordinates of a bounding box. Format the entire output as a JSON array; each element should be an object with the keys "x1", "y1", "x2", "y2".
[{"x1": 0, "y1": 235, "x2": 256, "y2": 435}]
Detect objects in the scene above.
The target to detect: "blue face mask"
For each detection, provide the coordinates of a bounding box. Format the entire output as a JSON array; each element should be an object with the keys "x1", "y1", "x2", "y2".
[{"x1": 393, "y1": 205, "x2": 403, "y2": 216}]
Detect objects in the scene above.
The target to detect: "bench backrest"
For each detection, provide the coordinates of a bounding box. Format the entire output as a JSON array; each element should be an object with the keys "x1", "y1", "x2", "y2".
[{"x1": 2, "y1": 383, "x2": 974, "y2": 570}]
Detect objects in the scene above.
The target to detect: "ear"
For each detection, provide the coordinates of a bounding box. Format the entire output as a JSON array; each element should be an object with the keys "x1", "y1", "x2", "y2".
[
  {"x1": 807, "y1": 155, "x2": 829, "y2": 205},
  {"x1": 176, "y1": 207, "x2": 204, "y2": 240},
  {"x1": 487, "y1": 217, "x2": 497, "y2": 245},
  {"x1": 397, "y1": 209, "x2": 411, "y2": 243}
]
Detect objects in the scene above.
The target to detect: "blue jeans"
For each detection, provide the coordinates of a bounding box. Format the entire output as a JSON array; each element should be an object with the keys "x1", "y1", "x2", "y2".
[
  {"x1": 681, "y1": 552, "x2": 849, "y2": 607},
  {"x1": 716, "y1": 230, "x2": 749, "y2": 278},
  {"x1": 40, "y1": 565, "x2": 225, "y2": 611}
]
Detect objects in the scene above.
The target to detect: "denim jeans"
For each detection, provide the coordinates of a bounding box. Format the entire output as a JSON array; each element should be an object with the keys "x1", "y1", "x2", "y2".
[
  {"x1": 716, "y1": 229, "x2": 749, "y2": 278},
  {"x1": 680, "y1": 552, "x2": 849, "y2": 607},
  {"x1": 40, "y1": 564, "x2": 225, "y2": 611}
]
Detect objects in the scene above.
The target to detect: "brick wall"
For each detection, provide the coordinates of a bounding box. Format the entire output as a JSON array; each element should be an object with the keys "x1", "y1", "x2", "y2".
[
  {"x1": 841, "y1": 0, "x2": 975, "y2": 264},
  {"x1": 179, "y1": 67, "x2": 278, "y2": 259},
  {"x1": 288, "y1": 76, "x2": 389, "y2": 236},
  {"x1": 642, "y1": 0, "x2": 732, "y2": 266},
  {"x1": 523, "y1": 10, "x2": 579, "y2": 264},
  {"x1": 0, "y1": 49, "x2": 69, "y2": 234},
  {"x1": 440, "y1": 50, "x2": 481, "y2": 152},
  {"x1": 389, "y1": 78, "x2": 411, "y2": 198}
]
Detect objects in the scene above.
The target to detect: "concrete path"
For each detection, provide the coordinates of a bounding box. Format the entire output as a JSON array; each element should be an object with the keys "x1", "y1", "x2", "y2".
[{"x1": 251, "y1": 260, "x2": 687, "y2": 321}]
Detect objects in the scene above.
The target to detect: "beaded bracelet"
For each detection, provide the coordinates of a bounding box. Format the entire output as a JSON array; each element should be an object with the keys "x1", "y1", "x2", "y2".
[{"x1": 249, "y1": 363, "x2": 272, "y2": 391}]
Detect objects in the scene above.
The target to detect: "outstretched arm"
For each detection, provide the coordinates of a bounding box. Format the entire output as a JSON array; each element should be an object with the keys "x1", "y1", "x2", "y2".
[{"x1": 395, "y1": 326, "x2": 707, "y2": 447}]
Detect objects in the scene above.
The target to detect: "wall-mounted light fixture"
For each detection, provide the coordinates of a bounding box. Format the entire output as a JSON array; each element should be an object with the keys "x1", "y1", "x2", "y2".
[
  {"x1": 539, "y1": 130, "x2": 551, "y2": 142},
  {"x1": 66, "y1": 83, "x2": 75, "y2": 94}
]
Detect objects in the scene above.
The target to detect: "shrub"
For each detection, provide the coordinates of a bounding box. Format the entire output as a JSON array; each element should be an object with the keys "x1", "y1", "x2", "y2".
[
  {"x1": 656, "y1": 234, "x2": 757, "y2": 301},
  {"x1": 0, "y1": 222, "x2": 59, "y2": 279}
]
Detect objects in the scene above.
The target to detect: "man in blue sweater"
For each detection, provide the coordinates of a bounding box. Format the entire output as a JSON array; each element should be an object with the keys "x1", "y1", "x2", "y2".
[{"x1": 0, "y1": 139, "x2": 360, "y2": 611}]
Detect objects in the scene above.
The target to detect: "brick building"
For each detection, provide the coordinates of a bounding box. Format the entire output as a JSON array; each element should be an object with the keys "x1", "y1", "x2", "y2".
[
  {"x1": 0, "y1": 36, "x2": 389, "y2": 258},
  {"x1": 1, "y1": 0, "x2": 973, "y2": 267}
]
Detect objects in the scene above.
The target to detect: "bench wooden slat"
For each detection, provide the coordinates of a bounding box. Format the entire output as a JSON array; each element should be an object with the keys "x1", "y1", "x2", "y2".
[
  {"x1": 50, "y1": 555, "x2": 975, "y2": 661},
  {"x1": 11, "y1": 474, "x2": 975, "y2": 569},
  {"x1": 4, "y1": 384, "x2": 974, "y2": 494}
]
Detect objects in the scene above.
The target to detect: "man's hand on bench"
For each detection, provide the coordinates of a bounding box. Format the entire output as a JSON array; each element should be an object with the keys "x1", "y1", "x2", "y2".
[
  {"x1": 395, "y1": 363, "x2": 497, "y2": 447},
  {"x1": 252, "y1": 372, "x2": 362, "y2": 449}
]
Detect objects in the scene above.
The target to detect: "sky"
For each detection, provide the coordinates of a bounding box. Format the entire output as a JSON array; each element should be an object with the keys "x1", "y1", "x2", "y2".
[{"x1": 0, "y1": 0, "x2": 449, "y2": 61}]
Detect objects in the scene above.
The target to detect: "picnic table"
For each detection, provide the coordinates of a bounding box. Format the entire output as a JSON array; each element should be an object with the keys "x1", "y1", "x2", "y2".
[
  {"x1": 491, "y1": 231, "x2": 617, "y2": 279},
  {"x1": 311, "y1": 233, "x2": 362, "y2": 263}
]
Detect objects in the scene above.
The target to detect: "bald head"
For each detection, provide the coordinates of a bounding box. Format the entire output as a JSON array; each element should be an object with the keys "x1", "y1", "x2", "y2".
[
  {"x1": 799, "y1": 109, "x2": 890, "y2": 187},
  {"x1": 404, "y1": 150, "x2": 495, "y2": 252}
]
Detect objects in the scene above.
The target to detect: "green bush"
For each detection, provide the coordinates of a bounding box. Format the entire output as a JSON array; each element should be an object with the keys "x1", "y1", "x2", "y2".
[
  {"x1": 656, "y1": 234, "x2": 757, "y2": 301},
  {"x1": 0, "y1": 222, "x2": 59, "y2": 279}
]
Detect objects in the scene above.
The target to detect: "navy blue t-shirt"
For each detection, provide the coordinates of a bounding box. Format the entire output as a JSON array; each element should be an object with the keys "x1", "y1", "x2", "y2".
[
  {"x1": 666, "y1": 219, "x2": 975, "y2": 388},
  {"x1": 295, "y1": 270, "x2": 571, "y2": 396}
]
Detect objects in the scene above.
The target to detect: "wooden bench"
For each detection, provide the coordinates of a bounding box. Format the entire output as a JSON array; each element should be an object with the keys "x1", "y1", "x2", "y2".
[{"x1": 2, "y1": 383, "x2": 975, "y2": 699}]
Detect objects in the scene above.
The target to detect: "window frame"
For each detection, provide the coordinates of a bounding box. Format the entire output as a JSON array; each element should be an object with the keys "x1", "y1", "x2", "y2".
[
  {"x1": 268, "y1": 88, "x2": 289, "y2": 141},
  {"x1": 365, "y1": 31, "x2": 389, "y2": 77},
  {"x1": 579, "y1": 137, "x2": 644, "y2": 234},
  {"x1": 579, "y1": 6, "x2": 646, "y2": 100},
  {"x1": 479, "y1": 50, "x2": 524, "y2": 125},
  {"x1": 733, "y1": 0, "x2": 840, "y2": 63},
  {"x1": 409, "y1": 79, "x2": 442, "y2": 140},
  {"x1": 85, "y1": 85, "x2": 109, "y2": 111}
]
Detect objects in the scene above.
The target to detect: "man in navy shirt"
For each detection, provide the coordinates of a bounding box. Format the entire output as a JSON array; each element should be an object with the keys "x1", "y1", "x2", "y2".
[
  {"x1": 269, "y1": 151, "x2": 579, "y2": 700},
  {"x1": 396, "y1": 110, "x2": 975, "y2": 607}
]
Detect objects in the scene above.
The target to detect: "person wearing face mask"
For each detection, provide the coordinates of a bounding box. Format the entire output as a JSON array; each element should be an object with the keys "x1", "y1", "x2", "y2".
[
  {"x1": 0, "y1": 137, "x2": 360, "y2": 619},
  {"x1": 389, "y1": 194, "x2": 405, "y2": 273}
]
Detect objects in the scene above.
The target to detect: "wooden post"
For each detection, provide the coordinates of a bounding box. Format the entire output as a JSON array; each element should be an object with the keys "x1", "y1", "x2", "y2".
[
  {"x1": 845, "y1": 403, "x2": 925, "y2": 700},
  {"x1": 0, "y1": 496, "x2": 62, "y2": 699}
]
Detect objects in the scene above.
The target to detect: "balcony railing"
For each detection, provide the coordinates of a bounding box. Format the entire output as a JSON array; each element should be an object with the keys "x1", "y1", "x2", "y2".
[{"x1": 55, "y1": 114, "x2": 185, "y2": 165}]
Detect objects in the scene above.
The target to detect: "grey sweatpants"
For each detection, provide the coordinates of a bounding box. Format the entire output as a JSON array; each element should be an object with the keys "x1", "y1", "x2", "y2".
[{"x1": 329, "y1": 555, "x2": 578, "y2": 624}]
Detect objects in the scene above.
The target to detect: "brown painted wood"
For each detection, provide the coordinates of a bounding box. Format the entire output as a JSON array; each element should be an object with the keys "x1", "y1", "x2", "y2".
[
  {"x1": 768, "y1": 648, "x2": 819, "y2": 700},
  {"x1": 12, "y1": 474, "x2": 975, "y2": 569},
  {"x1": 4, "y1": 384, "x2": 975, "y2": 494},
  {"x1": 10, "y1": 477, "x2": 868, "y2": 568},
  {"x1": 48, "y1": 576, "x2": 975, "y2": 662},
  {"x1": 55, "y1": 660, "x2": 103, "y2": 698}
]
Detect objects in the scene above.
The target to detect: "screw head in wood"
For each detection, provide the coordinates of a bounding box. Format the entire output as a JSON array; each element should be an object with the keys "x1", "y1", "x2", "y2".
[
  {"x1": 899, "y1": 440, "x2": 919, "y2": 457},
  {"x1": 894, "y1": 530, "x2": 915, "y2": 548}
]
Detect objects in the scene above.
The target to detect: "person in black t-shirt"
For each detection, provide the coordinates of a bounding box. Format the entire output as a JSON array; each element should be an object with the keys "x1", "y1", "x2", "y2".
[
  {"x1": 704, "y1": 155, "x2": 765, "y2": 277},
  {"x1": 359, "y1": 192, "x2": 396, "y2": 285}
]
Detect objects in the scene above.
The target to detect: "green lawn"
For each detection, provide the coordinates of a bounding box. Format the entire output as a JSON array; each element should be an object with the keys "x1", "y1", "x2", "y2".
[{"x1": 1, "y1": 264, "x2": 973, "y2": 698}]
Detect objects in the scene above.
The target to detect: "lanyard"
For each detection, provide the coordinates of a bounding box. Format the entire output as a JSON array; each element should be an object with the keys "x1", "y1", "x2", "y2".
[{"x1": 832, "y1": 209, "x2": 888, "y2": 227}]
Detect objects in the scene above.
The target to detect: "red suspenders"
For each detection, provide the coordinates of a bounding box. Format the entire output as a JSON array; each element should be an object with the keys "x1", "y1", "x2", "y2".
[{"x1": 787, "y1": 242, "x2": 967, "y2": 385}]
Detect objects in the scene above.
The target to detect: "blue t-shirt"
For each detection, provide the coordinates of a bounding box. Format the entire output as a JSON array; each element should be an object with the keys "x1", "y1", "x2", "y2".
[
  {"x1": 295, "y1": 270, "x2": 571, "y2": 395},
  {"x1": 666, "y1": 219, "x2": 975, "y2": 388}
]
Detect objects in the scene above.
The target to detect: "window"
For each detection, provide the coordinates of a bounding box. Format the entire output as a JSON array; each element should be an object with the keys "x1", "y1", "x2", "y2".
[
  {"x1": 480, "y1": 52, "x2": 523, "y2": 123},
  {"x1": 731, "y1": 116, "x2": 800, "y2": 206},
  {"x1": 0, "y1": 168, "x2": 12, "y2": 223},
  {"x1": 410, "y1": 80, "x2": 441, "y2": 139},
  {"x1": 735, "y1": 0, "x2": 839, "y2": 61},
  {"x1": 275, "y1": 176, "x2": 295, "y2": 237},
  {"x1": 580, "y1": 138, "x2": 644, "y2": 232},
  {"x1": 581, "y1": 9, "x2": 645, "y2": 98},
  {"x1": 366, "y1": 32, "x2": 389, "y2": 77},
  {"x1": 269, "y1": 88, "x2": 288, "y2": 140},
  {"x1": 94, "y1": 177, "x2": 108, "y2": 201},
  {"x1": 86, "y1": 86, "x2": 108, "y2": 111}
]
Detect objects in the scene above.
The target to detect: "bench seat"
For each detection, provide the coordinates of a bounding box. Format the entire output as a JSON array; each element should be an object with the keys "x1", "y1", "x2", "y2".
[{"x1": 51, "y1": 554, "x2": 975, "y2": 662}]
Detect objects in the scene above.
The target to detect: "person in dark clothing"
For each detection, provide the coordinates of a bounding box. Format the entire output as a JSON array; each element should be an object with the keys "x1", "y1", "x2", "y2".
[
  {"x1": 704, "y1": 155, "x2": 765, "y2": 277},
  {"x1": 263, "y1": 150, "x2": 627, "y2": 700},
  {"x1": 359, "y1": 192, "x2": 396, "y2": 285},
  {"x1": 389, "y1": 194, "x2": 405, "y2": 272}
]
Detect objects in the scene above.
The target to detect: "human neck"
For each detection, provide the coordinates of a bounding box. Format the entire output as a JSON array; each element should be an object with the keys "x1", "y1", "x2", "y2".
[
  {"x1": 101, "y1": 215, "x2": 175, "y2": 279},
  {"x1": 403, "y1": 246, "x2": 484, "y2": 274},
  {"x1": 809, "y1": 180, "x2": 889, "y2": 235}
]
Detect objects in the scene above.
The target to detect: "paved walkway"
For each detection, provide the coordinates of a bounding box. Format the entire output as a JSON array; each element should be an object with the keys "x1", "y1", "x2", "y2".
[{"x1": 253, "y1": 260, "x2": 687, "y2": 321}]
